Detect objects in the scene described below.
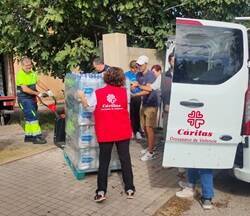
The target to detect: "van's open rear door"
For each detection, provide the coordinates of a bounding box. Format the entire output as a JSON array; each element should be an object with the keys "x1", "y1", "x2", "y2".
[{"x1": 162, "y1": 18, "x2": 249, "y2": 169}]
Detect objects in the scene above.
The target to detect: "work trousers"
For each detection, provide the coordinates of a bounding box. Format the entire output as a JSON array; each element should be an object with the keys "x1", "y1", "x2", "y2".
[
  {"x1": 18, "y1": 98, "x2": 42, "y2": 138},
  {"x1": 97, "y1": 139, "x2": 135, "y2": 194}
]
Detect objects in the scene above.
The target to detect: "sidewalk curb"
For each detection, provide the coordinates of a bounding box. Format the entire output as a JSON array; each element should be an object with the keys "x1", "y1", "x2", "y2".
[{"x1": 0, "y1": 145, "x2": 57, "y2": 166}]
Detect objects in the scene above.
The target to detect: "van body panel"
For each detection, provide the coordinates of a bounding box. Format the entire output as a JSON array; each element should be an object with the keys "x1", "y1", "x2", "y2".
[{"x1": 162, "y1": 18, "x2": 249, "y2": 169}]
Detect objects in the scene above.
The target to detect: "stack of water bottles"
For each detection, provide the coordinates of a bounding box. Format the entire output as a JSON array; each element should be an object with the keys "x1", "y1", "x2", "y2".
[{"x1": 64, "y1": 72, "x2": 121, "y2": 173}]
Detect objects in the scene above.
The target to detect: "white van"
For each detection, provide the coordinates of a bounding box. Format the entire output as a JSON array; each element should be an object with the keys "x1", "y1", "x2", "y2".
[{"x1": 162, "y1": 18, "x2": 250, "y2": 183}]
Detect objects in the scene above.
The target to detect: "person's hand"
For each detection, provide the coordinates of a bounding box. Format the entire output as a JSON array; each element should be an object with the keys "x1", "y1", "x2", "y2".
[
  {"x1": 38, "y1": 92, "x2": 49, "y2": 98},
  {"x1": 76, "y1": 90, "x2": 86, "y2": 102},
  {"x1": 130, "y1": 92, "x2": 138, "y2": 97},
  {"x1": 131, "y1": 81, "x2": 139, "y2": 88},
  {"x1": 130, "y1": 85, "x2": 136, "y2": 91},
  {"x1": 46, "y1": 90, "x2": 54, "y2": 97},
  {"x1": 77, "y1": 90, "x2": 84, "y2": 98}
]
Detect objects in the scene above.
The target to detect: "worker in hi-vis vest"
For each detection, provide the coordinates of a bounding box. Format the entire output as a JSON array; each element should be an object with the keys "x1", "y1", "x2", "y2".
[{"x1": 16, "y1": 57, "x2": 53, "y2": 144}]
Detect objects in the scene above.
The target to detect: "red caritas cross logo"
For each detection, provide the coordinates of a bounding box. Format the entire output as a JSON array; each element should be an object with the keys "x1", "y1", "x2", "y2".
[{"x1": 187, "y1": 110, "x2": 205, "y2": 129}]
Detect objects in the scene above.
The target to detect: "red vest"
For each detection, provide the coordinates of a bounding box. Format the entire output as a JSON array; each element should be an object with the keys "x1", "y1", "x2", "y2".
[{"x1": 94, "y1": 85, "x2": 132, "y2": 142}]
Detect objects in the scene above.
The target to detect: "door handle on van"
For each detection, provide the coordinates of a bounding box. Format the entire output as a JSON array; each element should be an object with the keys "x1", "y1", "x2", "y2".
[{"x1": 180, "y1": 100, "x2": 204, "y2": 108}]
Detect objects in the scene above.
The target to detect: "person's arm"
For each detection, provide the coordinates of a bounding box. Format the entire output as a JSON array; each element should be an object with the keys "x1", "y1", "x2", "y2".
[
  {"x1": 131, "y1": 82, "x2": 152, "y2": 92},
  {"x1": 77, "y1": 90, "x2": 89, "y2": 107},
  {"x1": 20, "y1": 85, "x2": 40, "y2": 96},
  {"x1": 132, "y1": 90, "x2": 150, "y2": 97},
  {"x1": 132, "y1": 79, "x2": 159, "y2": 92},
  {"x1": 138, "y1": 84, "x2": 152, "y2": 91},
  {"x1": 77, "y1": 90, "x2": 97, "y2": 108}
]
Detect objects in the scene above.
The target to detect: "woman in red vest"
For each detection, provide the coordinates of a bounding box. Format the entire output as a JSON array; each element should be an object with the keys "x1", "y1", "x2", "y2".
[{"x1": 78, "y1": 67, "x2": 135, "y2": 202}]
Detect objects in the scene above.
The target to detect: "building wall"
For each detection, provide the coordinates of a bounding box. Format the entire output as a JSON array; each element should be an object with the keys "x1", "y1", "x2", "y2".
[
  {"x1": 127, "y1": 47, "x2": 164, "y2": 72},
  {"x1": 103, "y1": 33, "x2": 164, "y2": 72}
]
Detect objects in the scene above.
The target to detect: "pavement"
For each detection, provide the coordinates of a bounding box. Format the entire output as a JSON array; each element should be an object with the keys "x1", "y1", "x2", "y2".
[
  {"x1": 0, "y1": 136, "x2": 179, "y2": 216},
  {"x1": 0, "y1": 124, "x2": 55, "y2": 165},
  {"x1": 1, "y1": 130, "x2": 250, "y2": 216}
]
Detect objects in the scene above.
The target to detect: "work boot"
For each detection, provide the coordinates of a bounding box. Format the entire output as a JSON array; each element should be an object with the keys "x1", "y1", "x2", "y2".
[
  {"x1": 24, "y1": 136, "x2": 34, "y2": 143},
  {"x1": 33, "y1": 136, "x2": 47, "y2": 144}
]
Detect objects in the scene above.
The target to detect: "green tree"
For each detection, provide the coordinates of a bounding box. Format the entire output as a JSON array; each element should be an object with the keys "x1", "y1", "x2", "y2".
[{"x1": 0, "y1": 0, "x2": 249, "y2": 78}]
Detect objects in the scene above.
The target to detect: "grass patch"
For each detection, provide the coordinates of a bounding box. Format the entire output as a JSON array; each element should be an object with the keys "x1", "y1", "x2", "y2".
[
  {"x1": 0, "y1": 124, "x2": 56, "y2": 165},
  {"x1": 10, "y1": 109, "x2": 56, "y2": 132},
  {"x1": 0, "y1": 142, "x2": 55, "y2": 165}
]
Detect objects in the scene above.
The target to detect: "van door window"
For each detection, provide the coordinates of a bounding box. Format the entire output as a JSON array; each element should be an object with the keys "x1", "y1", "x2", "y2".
[{"x1": 173, "y1": 24, "x2": 243, "y2": 85}]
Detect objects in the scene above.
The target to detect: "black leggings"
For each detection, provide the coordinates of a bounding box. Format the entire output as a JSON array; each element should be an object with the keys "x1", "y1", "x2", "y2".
[{"x1": 97, "y1": 139, "x2": 135, "y2": 193}]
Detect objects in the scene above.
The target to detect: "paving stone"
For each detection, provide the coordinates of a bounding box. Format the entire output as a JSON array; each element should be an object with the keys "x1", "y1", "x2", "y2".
[{"x1": 0, "y1": 139, "x2": 178, "y2": 216}]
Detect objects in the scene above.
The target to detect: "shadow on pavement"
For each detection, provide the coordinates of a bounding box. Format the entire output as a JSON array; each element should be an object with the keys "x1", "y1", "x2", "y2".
[
  {"x1": 214, "y1": 169, "x2": 250, "y2": 197},
  {"x1": 137, "y1": 129, "x2": 180, "y2": 189}
]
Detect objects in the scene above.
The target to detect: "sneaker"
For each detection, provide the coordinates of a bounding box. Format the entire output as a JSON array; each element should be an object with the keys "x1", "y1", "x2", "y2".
[
  {"x1": 94, "y1": 191, "x2": 106, "y2": 203},
  {"x1": 126, "y1": 189, "x2": 135, "y2": 199},
  {"x1": 140, "y1": 151, "x2": 155, "y2": 161},
  {"x1": 140, "y1": 148, "x2": 148, "y2": 155},
  {"x1": 140, "y1": 147, "x2": 156, "y2": 155},
  {"x1": 32, "y1": 136, "x2": 47, "y2": 144},
  {"x1": 135, "y1": 132, "x2": 143, "y2": 139},
  {"x1": 176, "y1": 187, "x2": 194, "y2": 198},
  {"x1": 200, "y1": 197, "x2": 213, "y2": 210}
]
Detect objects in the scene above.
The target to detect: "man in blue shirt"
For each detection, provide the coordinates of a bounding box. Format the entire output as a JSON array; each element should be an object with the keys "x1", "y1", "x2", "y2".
[{"x1": 125, "y1": 60, "x2": 142, "y2": 140}]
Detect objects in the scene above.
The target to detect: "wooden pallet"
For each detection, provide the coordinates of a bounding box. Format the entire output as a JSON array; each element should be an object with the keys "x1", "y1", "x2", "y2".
[
  {"x1": 63, "y1": 151, "x2": 86, "y2": 180},
  {"x1": 63, "y1": 151, "x2": 122, "y2": 180}
]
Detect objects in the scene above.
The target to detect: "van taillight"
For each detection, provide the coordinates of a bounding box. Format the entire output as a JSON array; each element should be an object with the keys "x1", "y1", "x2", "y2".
[{"x1": 243, "y1": 87, "x2": 250, "y2": 135}]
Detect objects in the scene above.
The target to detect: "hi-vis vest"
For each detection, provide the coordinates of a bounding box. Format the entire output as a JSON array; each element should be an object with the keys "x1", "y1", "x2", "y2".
[{"x1": 16, "y1": 69, "x2": 38, "y2": 99}]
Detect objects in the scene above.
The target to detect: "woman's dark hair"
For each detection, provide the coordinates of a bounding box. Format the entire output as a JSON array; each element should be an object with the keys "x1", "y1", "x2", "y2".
[
  {"x1": 151, "y1": 64, "x2": 162, "y2": 72},
  {"x1": 103, "y1": 67, "x2": 125, "y2": 87}
]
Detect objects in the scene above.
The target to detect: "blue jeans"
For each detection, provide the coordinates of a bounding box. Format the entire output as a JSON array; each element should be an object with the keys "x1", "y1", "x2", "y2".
[{"x1": 187, "y1": 168, "x2": 214, "y2": 199}]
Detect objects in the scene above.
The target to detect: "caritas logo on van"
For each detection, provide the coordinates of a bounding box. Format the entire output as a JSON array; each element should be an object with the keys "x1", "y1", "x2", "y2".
[{"x1": 170, "y1": 110, "x2": 216, "y2": 143}]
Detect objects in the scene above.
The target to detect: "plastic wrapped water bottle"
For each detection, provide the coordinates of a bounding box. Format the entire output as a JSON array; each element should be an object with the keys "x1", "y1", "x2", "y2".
[
  {"x1": 79, "y1": 148, "x2": 95, "y2": 170},
  {"x1": 78, "y1": 126, "x2": 97, "y2": 148},
  {"x1": 78, "y1": 106, "x2": 94, "y2": 125}
]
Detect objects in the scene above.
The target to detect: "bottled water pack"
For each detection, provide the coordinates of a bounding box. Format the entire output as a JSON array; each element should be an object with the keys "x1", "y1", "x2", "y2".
[{"x1": 64, "y1": 144, "x2": 120, "y2": 171}]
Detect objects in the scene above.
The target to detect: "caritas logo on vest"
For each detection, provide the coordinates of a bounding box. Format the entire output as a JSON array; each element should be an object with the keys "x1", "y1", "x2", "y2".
[{"x1": 101, "y1": 94, "x2": 123, "y2": 110}]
